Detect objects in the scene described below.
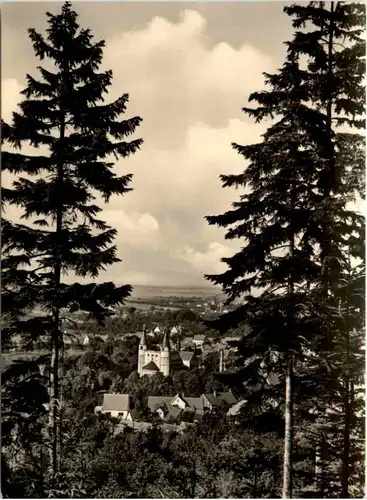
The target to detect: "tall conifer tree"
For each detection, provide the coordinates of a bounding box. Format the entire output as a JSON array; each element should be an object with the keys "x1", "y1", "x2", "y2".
[
  {"x1": 205, "y1": 2, "x2": 365, "y2": 497},
  {"x1": 2, "y1": 1, "x2": 142, "y2": 480}
]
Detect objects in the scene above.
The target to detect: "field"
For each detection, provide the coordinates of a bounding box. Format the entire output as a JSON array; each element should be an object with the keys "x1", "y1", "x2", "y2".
[
  {"x1": 1, "y1": 347, "x2": 84, "y2": 371},
  {"x1": 130, "y1": 285, "x2": 222, "y2": 299}
]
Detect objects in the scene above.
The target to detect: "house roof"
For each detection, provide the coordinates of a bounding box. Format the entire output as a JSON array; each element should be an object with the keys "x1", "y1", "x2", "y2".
[
  {"x1": 156, "y1": 404, "x2": 170, "y2": 415},
  {"x1": 179, "y1": 351, "x2": 195, "y2": 362},
  {"x1": 170, "y1": 351, "x2": 189, "y2": 370},
  {"x1": 154, "y1": 326, "x2": 161, "y2": 333},
  {"x1": 183, "y1": 397, "x2": 204, "y2": 413},
  {"x1": 166, "y1": 406, "x2": 182, "y2": 422},
  {"x1": 203, "y1": 392, "x2": 237, "y2": 407},
  {"x1": 171, "y1": 326, "x2": 178, "y2": 334},
  {"x1": 203, "y1": 393, "x2": 219, "y2": 406},
  {"x1": 148, "y1": 396, "x2": 174, "y2": 412},
  {"x1": 143, "y1": 360, "x2": 160, "y2": 371},
  {"x1": 102, "y1": 393, "x2": 131, "y2": 412},
  {"x1": 218, "y1": 392, "x2": 237, "y2": 405}
]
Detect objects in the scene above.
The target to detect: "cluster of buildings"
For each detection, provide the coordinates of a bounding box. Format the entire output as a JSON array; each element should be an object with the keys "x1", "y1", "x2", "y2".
[
  {"x1": 91, "y1": 327, "x2": 247, "y2": 433},
  {"x1": 95, "y1": 390, "x2": 244, "y2": 432},
  {"x1": 136, "y1": 325, "x2": 242, "y2": 377}
]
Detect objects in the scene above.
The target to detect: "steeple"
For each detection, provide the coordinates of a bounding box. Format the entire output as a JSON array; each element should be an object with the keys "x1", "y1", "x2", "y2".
[
  {"x1": 138, "y1": 325, "x2": 148, "y2": 376},
  {"x1": 139, "y1": 325, "x2": 147, "y2": 347},
  {"x1": 162, "y1": 327, "x2": 170, "y2": 350},
  {"x1": 160, "y1": 327, "x2": 170, "y2": 376}
]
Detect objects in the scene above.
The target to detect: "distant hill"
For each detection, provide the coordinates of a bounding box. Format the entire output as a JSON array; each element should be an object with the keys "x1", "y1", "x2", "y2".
[{"x1": 130, "y1": 285, "x2": 223, "y2": 299}]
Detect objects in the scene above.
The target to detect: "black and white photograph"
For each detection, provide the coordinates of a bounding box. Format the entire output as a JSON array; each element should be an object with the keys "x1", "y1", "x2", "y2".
[{"x1": 1, "y1": 1, "x2": 365, "y2": 497}]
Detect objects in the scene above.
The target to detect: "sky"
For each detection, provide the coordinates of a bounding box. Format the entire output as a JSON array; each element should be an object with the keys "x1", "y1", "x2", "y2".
[{"x1": 2, "y1": 1, "x2": 295, "y2": 288}]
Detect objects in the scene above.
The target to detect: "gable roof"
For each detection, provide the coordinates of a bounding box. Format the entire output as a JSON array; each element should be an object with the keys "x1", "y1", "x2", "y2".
[
  {"x1": 102, "y1": 393, "x2": 131, "y2": 412},
  {"x1": 143, "y1": 360, "x2": 160, "y2": 371},
  {"x1": 179, "y1": 351, "x2": 195, "y2": 362},
  {"x1": 183, "y1": 397, "x2": 204, "y2": 413},
  {"x1": 202, "y1": 392, "x2": 237, "y2": 407},
  {"x1": 165, "y1": 406, "x2": 182, "y2": 422},
  {"x1": 148, "y1": 396, "x2": 174, "y2": 412},
  {"x1": 218, "y1": 392, "x2": 237, "y2": 405},
  {"x1": 170, "y1": 351, "x2": 189, "y2": 370},
  {"x1": 154, "y1": 326, "x2": 161, "y2": 333},
  {"x1": 156, "y1": 405, "x2": 170, "y2": 415},
  {"x1": 203, "y1": 393, "x2": 219, "y2": 406},
  {"x1": 171, "y1": 326, "x2": 178, "y2": 334}
]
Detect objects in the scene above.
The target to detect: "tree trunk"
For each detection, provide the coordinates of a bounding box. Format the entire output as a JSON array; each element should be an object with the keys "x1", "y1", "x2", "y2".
[
  {"x1": 341, "y1": 253, "x2": 352, "y2": 497},
  {"x1": 49, "y1": 82, "x2": 66, "y2": 477},
  {"x1": 282, "y1": 163, "x2": 296, "y2": 498},
  {"x1": 282, "y1": 355, "x2": 293, "y2": 498},
  {"x1": 321, "y1": 0, "x2": 335, "y2": 298}
]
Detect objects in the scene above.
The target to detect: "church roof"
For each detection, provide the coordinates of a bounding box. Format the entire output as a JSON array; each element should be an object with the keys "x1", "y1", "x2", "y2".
[
  {"x1": 162, "y1": 330, "x2": 170, "y2": 349},
  {"x1": 143, "y1": 360, "x2": 160, "y2": 371},
  {"x1": 139, "y1": 330, "x2": 147, "y2": 346},
  {"x1": 179, "y1": 351, "x2": 195, "y2": 362}
]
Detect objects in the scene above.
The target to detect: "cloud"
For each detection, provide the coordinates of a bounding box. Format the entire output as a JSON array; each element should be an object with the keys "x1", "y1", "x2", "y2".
[
  {"x1": 2, "y1": 78, "x2": 22, "y2": 123},
  {"x1": 2, "y1": 8, "x2": 274, "y2": 286},
  {"x1": 103, "y1": 9, "x2": 274, "y2": 148},
  {"x1": 177, "y1": 241, "x2": 235, "y2": 274}
]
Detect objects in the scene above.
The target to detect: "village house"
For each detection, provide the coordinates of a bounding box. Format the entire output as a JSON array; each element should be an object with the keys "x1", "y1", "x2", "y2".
[
  {"x1": 201, "y1": 391, "x2": 237, "y2": 411},
  {"x1": 94, "y1": 393, "x2": 137, "y2": 421},
  {"x1": 148, "y1": 391, "x2": 237, "y2": 423},
  {"x1": 94, "y1": 391, "x2": 241, "y2": 429},
  {"x1": 148, "y1": 393, "x2": 205, "y2": 422}
]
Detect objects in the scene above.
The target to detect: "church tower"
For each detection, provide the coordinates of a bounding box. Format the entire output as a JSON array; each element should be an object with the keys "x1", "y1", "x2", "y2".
[
  {"x1": 160, "y1": 327, "x2": 170, "y2": 377},
  {"x1": 138, "y1": 325, "x2": 147, "y2": 376}
]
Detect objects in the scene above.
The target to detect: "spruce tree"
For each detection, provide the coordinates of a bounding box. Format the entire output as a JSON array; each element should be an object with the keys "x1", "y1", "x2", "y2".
[
  {"x1": 2, "y1": 1, "x2": 142, "y2": 482},
  {"x1": 205, "y1": 2, "x2": 365, "y2": 497}
]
